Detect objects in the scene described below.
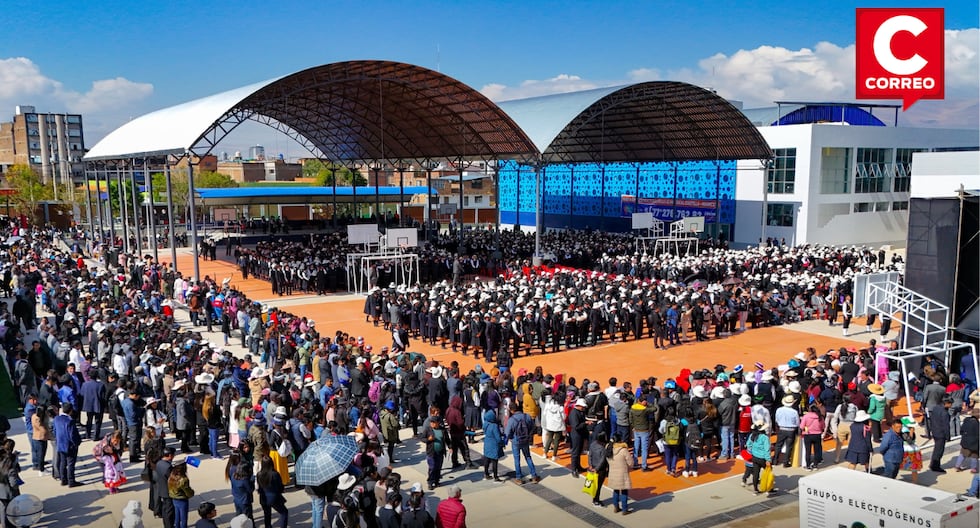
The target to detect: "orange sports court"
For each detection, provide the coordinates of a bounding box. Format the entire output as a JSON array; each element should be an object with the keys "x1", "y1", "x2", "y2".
[{"x1": 175, "y1": 252, "x2": 894, "y2": 500}]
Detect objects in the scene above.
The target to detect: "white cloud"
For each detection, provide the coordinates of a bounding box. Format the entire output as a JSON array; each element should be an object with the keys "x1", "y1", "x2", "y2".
[
  {"x1": 0, "y1": 57, "x2": 153, "y2": 140},
  {"x1": 480, "y1": 74, "x2": 602, "y2": 101},
  {"x1": 481, "y1": 29, "x2": 978, "y2": 127}
]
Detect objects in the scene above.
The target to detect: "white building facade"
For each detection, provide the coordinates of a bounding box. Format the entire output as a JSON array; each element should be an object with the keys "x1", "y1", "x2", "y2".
[{"x1": 734, "y1": 123, "x2": 978, "y2": 248}]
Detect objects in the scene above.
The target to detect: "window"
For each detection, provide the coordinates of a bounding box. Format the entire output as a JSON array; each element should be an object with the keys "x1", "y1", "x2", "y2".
[
  {"x1": 27, "y1": 128, "x2": 38, "y2": 136},
  {"x1": 67, "y1": 129, "x2": 81, "y2": 137},
  {"x1": 25, "y1": 114, "x2": 37, "y2": 122},
  {"x1": 766, "y1": 203, "x2": 794, "y2": 226},
  {"x1": 854, "y1": 148, "x2": 891, "y2": 193},
  {"x1": 853, "y1": 202, "x2": 872, "y2": 213},
  {"x1": 766, "y1": 148, "x2": 796, "y2": 194},
  {"x1": 470, "y1": 179, "x2": 483, "y2": 189},
  {"x1": 875, "y1": 202, "x2": 890, "y2": 212},
  {"x1": 820, "y1": 147, "x2": 850, "y2": 194},
  {"x1": 463, "y1": 196, "x2": 469, "y2": 206},
  {"x1": 66, "y1": 115, "x2": 81, "y2": 124},
  {"x1": 893, "y1": 148, "x2": 923, "y2": 192},
  {"x1": 892, "y1": 201, "x2": 909, "y2": 211}
]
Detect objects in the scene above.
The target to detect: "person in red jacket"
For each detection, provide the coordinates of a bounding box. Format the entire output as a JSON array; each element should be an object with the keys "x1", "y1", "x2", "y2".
[
  {"x1": 737, "y1": 394, "x2": 754, "y2": 451},
  {"x1": 435, "y1": 484, "x2": 467, "y2": 528}
]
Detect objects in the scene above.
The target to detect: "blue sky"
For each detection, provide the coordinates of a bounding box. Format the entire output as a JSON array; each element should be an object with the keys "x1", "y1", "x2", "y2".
[{"x1": 1, "y1": 0, "x2": 976, "y2": 154}]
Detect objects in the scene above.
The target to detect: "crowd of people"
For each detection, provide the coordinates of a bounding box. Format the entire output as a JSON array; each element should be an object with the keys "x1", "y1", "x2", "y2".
[{"x1": 5, "y1": 221, "x2": 979, "y2": 528}]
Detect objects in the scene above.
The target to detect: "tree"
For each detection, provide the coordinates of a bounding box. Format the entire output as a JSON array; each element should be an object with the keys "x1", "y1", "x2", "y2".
[
  {"x1": 150, "y1": 170, "x2": 189, "y2": 214},
  {"x1": 304, "y1": 160, "x2": 366, "y2": 186},
  {"x1": 195, "y1": 171, "x2": 239, "y2": 188},
  {"x1": 106, "y1": 179, "x2": 139, "y2": 219},
  {"x1": 4, "y1": 164, "x2": 52, "y2": 222}
]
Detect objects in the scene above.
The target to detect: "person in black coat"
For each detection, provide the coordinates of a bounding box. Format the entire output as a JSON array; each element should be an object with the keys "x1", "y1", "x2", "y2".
[
  {"x1": 257, "y1": 459, "x2": 288, "y2": 528},
  {"x1": 568, "y1": 399, "x2": 588, "y2": 477},
  {"x1": 80, "y1": 372, "x2": 105, "y2": 441},
  {"x1": 928, "y1": 397, "x2": 953, "y2": 472},
  {"x1": 155, "y1": 447, "x2": 176, "y2": 528},
  {"x1": 427, "y1": 369, "x2": 449, "y2": 417},
  {"x1": 378, "y1": 491, "x2": 402, "y2": 528}
]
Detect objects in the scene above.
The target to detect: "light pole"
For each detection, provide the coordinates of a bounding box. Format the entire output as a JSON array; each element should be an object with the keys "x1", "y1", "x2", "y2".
[{"x1": 760, "y1": 159, "x2": 772, "y2": 248}]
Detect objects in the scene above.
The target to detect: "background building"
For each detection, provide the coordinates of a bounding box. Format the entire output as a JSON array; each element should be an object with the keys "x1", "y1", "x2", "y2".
[
  {"x1": 0, "y1": 105, "x2": 85, "y2": 183},
  {"x1": 733, "y1": 104, "x2": 978, "y2": 248},
  {"x1": 217, "y1": 159, "x2": 301, "y2": 183}
]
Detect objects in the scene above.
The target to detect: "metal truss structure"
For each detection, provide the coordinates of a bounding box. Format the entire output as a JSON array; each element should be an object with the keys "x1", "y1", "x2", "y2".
[{"x1": 865, "y1": 279, "x2": 979, "y2": 419}]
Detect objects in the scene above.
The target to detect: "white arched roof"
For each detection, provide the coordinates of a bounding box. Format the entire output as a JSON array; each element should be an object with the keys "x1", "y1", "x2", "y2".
[
  {"x1": 495, "y1": 85, "x2": 624, "y2": 154},
  {"x1": 84, "y1": 77, "x2": 284, "y2": 160}
]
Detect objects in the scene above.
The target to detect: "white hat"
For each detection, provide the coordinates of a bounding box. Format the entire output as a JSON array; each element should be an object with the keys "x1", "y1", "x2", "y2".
[
  {"x1": 273, "y1": 406, "x2": 288, "y2": 417},
  {"x1": 427, "y1": 366, "x2": 444, "y2": 378},
  {"x1": 854, "y1": 410, "x2": 871, "y2": 422},
  {"x1": 409, "y1": 482, "x2": 423, "y2": 493},
  {"x1": 336, "y1": 473, "x2": 357, "y2": 490},
  {"x1": 738, "y1": 394, "x2": 752, "y2": 406},
  {"x1": 781, "y1": 395, "x2": 796, "y2": 406},
  {"x1": 173, "y1": 379, "x2": 186, "y2": 391},
  {"x1": 761, "y1": 371, "x2": 774, "y2": 382},
  {"x1": 230, "y1": 514, "x2": 254, "y2": 528},
  {"x1": 788, "y1": 380, "x2": 802, "y2": 393},
  {"x1": 194, "y1": 373, "x2": 215, "y2": 385},
  {"x1": 794, "y1": 352, "x2": 806, "y2": 361},
  {"x1": 692, "y1": 386, "x2": 707, "y2": 399},
  {"x1": 575, "y1": 398, "x2": 587, "y2": 407},
  {"x1": 250, "y1": 367, "x2": 269, "y2": 380},
  {"x1": 144, "y1": 397, "x2": 158, "y2": 406}
]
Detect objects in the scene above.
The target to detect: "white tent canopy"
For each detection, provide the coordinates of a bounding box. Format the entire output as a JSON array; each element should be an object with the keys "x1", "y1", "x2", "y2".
[{"x1": 84, "y1": 78, "x2": 282, "y2": 160}]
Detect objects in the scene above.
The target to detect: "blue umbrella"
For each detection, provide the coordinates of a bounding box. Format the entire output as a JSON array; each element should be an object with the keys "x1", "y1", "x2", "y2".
[{"x1": 295, "y1": 435, "x2": 359, "y2": 486}]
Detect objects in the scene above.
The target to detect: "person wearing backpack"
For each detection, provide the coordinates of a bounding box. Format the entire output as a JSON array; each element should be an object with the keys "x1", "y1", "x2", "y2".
[
  {"x1": 658, "y1": 407, "x2": 682, "y2": 476},
  {"x1": 682, "y1": 411, "x2": 701, "y2": 477},
  {"x1": 503, "y1": 402, "x2": 540, "y2": 484}
]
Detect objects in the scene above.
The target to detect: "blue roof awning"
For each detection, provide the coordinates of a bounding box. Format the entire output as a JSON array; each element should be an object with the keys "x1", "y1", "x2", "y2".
[{"x1": 194, "y1": 186, "x2": 435, "y2": 206}]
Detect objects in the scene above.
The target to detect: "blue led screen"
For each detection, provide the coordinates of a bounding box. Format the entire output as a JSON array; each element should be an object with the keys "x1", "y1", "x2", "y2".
[{"x1": 498, "y1": 159, "x2": 736, "y2": 231}]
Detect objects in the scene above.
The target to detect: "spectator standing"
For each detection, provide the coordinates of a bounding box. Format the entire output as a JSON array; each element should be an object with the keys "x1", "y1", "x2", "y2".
[
  {"x1": 434, "y1": 484, "x2": 466, "y2": 528},
  {"x1": 606, "y1": 435, "x2": 633, "y2": 515},
  {"x1": 876, "y1": 419, "x2": 905, "y2": 479},
  {"x1": 927, "y1": 397, "x2": 953, "y2": 473},
  {"x1": 503, "y1": 402, "x2": 540, "y2": 483},
  {"x1": 53, "y1": 402, "x2": 81, "y2": 487},
  {"x1": 168, "y1": 461, "x2": 195, "y2": 528},
  {"x1": 481, "y1": 410, "x2": 504, "y2": 481}
]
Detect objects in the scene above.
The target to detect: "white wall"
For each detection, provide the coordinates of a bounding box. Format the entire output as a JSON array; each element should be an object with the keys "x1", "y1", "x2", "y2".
[
  {"x1": 910, "y1": 150, "x2": 980, "y2": 198},
  {"x1": 733, "y1": 123, "x2": 978, "y2": 248}
]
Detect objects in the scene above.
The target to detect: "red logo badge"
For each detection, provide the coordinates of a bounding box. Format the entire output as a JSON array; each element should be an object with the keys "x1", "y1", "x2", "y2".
[{"x1": 856, "y1": 8, "x2": 944, "y2": 110}]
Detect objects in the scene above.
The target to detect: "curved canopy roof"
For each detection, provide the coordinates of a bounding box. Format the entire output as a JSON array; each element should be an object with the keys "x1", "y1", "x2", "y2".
[
  {"x1": 498, "y1": 81, "x2": 772, "y2": 164},
  {"x1": 86, "y1": 63, "x2": 770, "y2": 166},
  {"x1": 86, "y1": 61, "x2": 538, "y2": 162},
  {"x1": 195, "y1": 186, "x2": 432, "y2": 206}
]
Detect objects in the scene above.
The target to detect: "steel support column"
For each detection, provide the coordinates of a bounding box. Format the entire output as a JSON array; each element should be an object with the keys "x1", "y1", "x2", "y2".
[
  {"x1": 398, "y1": 165, "x2": 405, "y2": 226},
  {"x1": 457, "y1": 157, "x2": 464, "y2": 247},
  {"x1": 130, "y1": 160, "x2": 143, "y2": 256},
  {"x1": 187, "y1": 158, "x2": 201, "y2": 282},
  {"x1": 145, "y1": 159, "x2": 158, "y2": 262},
  {"x1": 116, "y1": 163, "x2": 129, "y2": 254},
  {"x1": 165, "y1": 162, "x2": 178, "y2": 271}
]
